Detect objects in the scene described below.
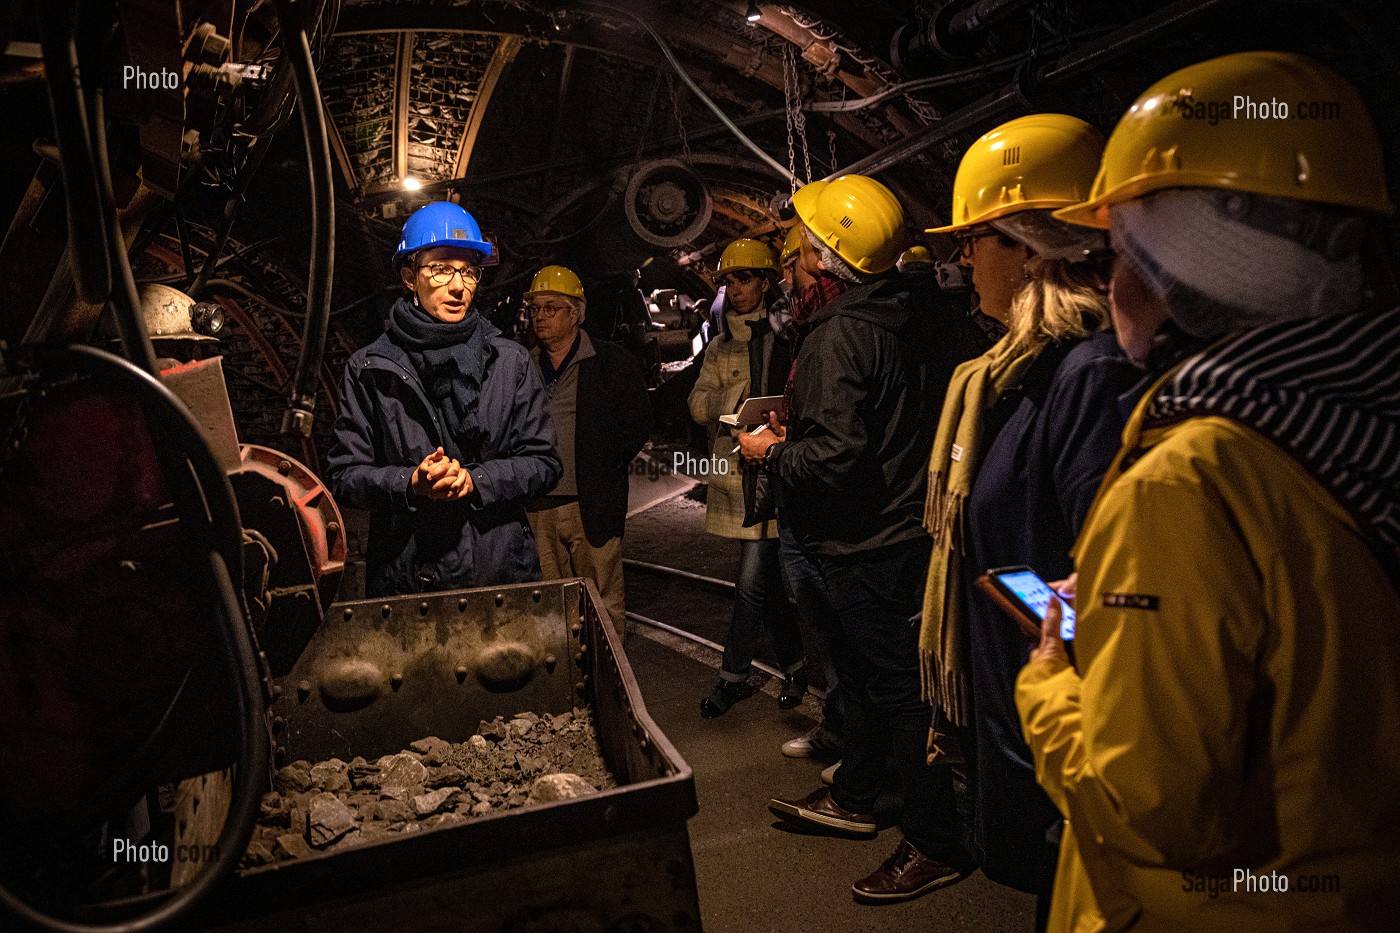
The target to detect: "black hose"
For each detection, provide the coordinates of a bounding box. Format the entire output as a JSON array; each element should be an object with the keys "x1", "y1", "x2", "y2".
[
  {"x1": 87, "y1": 79, "x2": 160, "y2": 377},
  {"x1": 272, "y1": 0, "x2": 335, "y2": 440},
  {"x1": 0, "y1": 347, "x2": 266, "y2": 932},
  {"x1": 0, "y1": 555, "x2": 265, "y2": 933},
  {"x1": 35, "y1": 0, "x2": 109, "y2": 305},
  {"x1": 36, "y1": 0, "x2": 158, "y2": 377},
  {"x1": 173, "y1": 206, "x2": 196, "y2": 284},
  {"x1": 187, "y1": 196, "x2": 238, "y2": 299}
]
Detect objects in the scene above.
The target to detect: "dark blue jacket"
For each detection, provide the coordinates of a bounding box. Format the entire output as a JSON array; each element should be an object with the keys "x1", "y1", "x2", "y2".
[
  {"x1": 326, "y1": 318, "x2": 561, "y2": 596},
  {"x1": 961, "y1": 330, "x2": 1141, "y2": 894}
]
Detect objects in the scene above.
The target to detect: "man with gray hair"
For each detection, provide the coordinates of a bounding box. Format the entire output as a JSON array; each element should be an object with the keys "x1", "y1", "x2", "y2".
[{"x1": 524, "y1": 265, "x2": 651, "y2": 629}]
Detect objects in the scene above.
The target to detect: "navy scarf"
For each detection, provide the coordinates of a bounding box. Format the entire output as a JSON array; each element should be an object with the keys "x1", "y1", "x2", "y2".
[
  {"x1": 1147, "y1": 304, "x2": 1400, "y2": 548},
  {"x1": 388, "y1": 296, "x2": 489, "y2": 460}
]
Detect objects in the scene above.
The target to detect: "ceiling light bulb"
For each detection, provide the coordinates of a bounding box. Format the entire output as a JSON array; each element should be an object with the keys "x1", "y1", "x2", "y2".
[
  {"x1": 402, "y1": 176, "x2": 422, "y2": 191},
  {"x1": 746, "y1": 1, "x2": 762, "y2": 24}
]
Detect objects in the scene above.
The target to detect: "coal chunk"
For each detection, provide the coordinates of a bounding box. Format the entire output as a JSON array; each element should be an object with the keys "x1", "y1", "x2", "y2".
[
  {"x1": 308, "y1": 793, "x2": 357, "y2": 848},
  {"x1": 527, "y1": 773, "x2": 598, "y2": 805}
]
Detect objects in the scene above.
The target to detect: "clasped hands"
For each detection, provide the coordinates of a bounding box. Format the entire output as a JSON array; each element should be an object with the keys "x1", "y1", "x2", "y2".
[{"x1": 411, "y1": 447, "x2": 474, "y2": 501}]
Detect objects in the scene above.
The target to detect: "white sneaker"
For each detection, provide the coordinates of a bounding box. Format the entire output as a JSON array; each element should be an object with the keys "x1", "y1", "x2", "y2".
[{"x1": 781, "y1": 725, "x2": 841, "y2": 759}]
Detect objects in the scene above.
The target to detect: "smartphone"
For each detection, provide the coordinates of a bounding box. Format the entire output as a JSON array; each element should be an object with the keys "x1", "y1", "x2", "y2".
[{"x1": 976, "y1": 566, "x2": 1076, "y2": 651}]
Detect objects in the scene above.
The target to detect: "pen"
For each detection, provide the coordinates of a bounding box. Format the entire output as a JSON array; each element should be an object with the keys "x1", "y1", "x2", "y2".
[{"x1": 731, "y1": 423, "x2": 769, "y2": 454}]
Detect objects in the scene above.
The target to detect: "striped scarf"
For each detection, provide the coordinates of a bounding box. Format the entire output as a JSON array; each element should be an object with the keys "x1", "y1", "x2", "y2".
[{"x1": 1145, "y1": 305, "x2": 1400, "y2": 547}]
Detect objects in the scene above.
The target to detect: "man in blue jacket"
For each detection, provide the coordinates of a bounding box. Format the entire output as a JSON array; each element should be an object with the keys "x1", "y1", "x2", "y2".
[{"x1": 326, "y1": 202, "x2": 561, "y2": 596}]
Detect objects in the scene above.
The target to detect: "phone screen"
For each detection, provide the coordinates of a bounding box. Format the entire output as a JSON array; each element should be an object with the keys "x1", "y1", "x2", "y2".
[{"x1": 995, "y1": 570, "x2": 1076, "y2": 642}]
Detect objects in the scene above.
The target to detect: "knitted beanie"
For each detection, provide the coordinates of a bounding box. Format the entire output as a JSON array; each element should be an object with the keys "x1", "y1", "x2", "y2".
[{"x1": 1111, "y1": 189, "x2": 1364, "y2": 339}]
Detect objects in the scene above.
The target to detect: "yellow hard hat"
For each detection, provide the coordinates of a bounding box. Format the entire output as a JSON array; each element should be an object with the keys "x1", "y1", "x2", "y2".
[
  {"x1": 524, "y1": 265, "x2": 584, "y2": 300},
  {"x1": 927, "y1": 114, "x2": 1106, "y2": 234},
  {"x1": 779, "y1": 225, "x2": 803, "y2": 265},
  {"x1": 1055, "y1": 51, "x2": 1394, "y2": 229},
  {"x1": 898, "y1": 245, "x2": 934, "y2": 267},
  {"x1": 793, "y1": 175, "x2": 906, "y2": 275},
  {"x1": 717, "y1": 238, "x2": 778, "y2": 276}
]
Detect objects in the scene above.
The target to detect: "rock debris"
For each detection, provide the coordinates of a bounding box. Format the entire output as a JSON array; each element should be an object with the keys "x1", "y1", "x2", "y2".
[{"x1": 243, "y1": 708, "x2": 614, "y2": 866}]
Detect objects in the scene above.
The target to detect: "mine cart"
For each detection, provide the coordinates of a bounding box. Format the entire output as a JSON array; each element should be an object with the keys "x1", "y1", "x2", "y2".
[{"x1": 195, "y1": 577, "x2": 701, "y2": 932}]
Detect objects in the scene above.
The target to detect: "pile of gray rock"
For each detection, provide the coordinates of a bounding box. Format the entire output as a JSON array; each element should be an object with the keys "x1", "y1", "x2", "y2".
[{"x1": 243, "y1": 709, "x2": 613, "y2": 866}]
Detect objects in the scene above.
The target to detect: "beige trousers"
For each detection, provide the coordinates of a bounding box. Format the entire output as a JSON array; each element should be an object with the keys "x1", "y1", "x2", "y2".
[{"x1": 526, "y1": 500, "x2": 626, "y2": 628}]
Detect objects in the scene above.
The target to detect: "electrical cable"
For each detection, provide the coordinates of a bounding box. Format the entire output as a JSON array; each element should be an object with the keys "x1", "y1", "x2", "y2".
[
  {"x1": 271, "y1": 0, "x2": 335, "y2": 440},
  {"x1": 824, "y1": 0, "x2": 1237, "y2": 181},
  {"x1": 33, "y1": 0, "x2": 108, "y2": 306},
  {"x1": 172, "y1": 206, "x2": 196, "y2": 284},
  {"x1": 87, "y1": 76, "x2": 159, "y2": 377},
  {"x1": 32, "y1": 0, "x2": 158, "y2": 376},
  {"x1": 804, "y1": 50, "x2": 1031, "y2": 112},
  {"x1": 579, "y1": 2, "x2": 795, "y2": 184}
]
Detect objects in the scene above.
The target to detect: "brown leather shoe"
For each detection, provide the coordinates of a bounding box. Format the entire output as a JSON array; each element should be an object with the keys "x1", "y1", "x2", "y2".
[
  {"x1": 851, "y1": 838, "x2": 971, "y2": 904},
  {"x1": 768, "y1": 787, "x2": 876, "y2": 836}
]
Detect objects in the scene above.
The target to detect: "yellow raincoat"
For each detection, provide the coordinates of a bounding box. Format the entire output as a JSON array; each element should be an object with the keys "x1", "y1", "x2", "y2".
[{"x1": 1017, "y1": 400, "x2": 1400, "y2": 932}]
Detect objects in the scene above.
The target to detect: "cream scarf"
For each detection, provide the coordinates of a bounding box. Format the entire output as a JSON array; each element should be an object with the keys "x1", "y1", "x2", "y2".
[{"x1": 920, "y1": 334, "x2": 1039, "y2": 725}]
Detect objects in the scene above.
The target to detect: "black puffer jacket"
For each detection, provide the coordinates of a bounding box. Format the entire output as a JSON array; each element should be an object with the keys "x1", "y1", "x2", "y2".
[{"x1": 769, "y1": 275, "x2": 980, "y2": 556}]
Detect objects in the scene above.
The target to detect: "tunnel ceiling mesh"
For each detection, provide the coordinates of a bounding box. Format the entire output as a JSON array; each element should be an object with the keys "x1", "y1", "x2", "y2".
[
  {"x1": 322, "y1": 33, "x2": 398, "y2": 188},
  {"x1": 407, "y1": 33, "x2": 500, "y2": 181}
]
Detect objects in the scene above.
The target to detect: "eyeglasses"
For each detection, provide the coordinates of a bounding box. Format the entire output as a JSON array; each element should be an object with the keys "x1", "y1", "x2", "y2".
[
  {"x1": 528, "y1": 302, "x2": 574, "y2": 320},
  {"x1": 720, "y1": 269, "x2": 760, "y2": 286},
  {"x1": 953, "y1": 228, "x2": 1000, "y2": 260},
  {"x1": 419, "y1": 262, "x2": 483, "y2": 287}
]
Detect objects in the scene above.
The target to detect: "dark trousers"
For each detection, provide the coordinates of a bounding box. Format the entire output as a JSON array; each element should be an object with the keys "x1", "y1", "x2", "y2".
[
  {"x1": 721, "y1": 537, "x2": 805, "y2": 680},
  {"x1": 816, "y1": 536, "x2": 967, "y2": 864},
  {"x1": 778, "y1": 521, "x2": 844, "y2": 736}
]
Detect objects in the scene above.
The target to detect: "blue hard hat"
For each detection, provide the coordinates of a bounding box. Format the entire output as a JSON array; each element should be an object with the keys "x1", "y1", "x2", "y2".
[{"x1": 394, "y1": 201, "x2": 493, "y2": 266}]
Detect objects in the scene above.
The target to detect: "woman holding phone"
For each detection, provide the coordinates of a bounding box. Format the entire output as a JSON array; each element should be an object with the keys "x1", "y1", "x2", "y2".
[
  {"x1": 1019, "y1": 52, "x2": 1400, "y2": 932},
  {"x1": 918, "y1": 114, "x2": 1140, "y2": 921}
]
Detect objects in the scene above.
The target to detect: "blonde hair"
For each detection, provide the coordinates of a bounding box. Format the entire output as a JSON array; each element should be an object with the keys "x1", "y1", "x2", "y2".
[{"x1": 1003, "y1": 256, "x2": 1111, "y2": 355}]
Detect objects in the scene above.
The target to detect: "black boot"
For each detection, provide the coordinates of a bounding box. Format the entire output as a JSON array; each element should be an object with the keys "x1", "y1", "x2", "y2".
[
  {"x1": 700, "y1": 678, "x2": 755, "y2": 718},
  {"x1": 778, "y1": 668, "x2": 808, "y2": 709}
]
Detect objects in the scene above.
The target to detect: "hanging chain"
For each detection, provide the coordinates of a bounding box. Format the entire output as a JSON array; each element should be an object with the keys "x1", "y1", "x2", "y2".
[
  {"x1": 666, "y1": 73, "x2": 692, "y2": 165},
  {"x1": 782, "y1": 46, "x2": 800, "y2": 191},
  {"x1": 781, "y1": 45, "x2": 813, "y2": 186},
  {"x1": 827, "y1": 125, "x2": 838, "y2": 176}
]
